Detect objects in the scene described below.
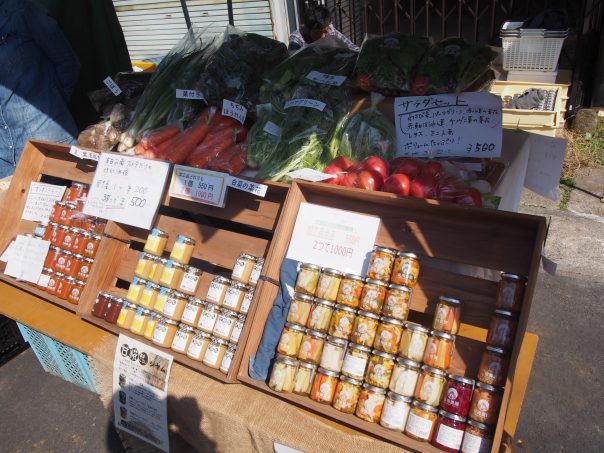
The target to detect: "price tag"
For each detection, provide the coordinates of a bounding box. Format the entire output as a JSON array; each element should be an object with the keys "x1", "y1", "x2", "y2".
[
  {"x1": 103, "y1": 76, "x2": 122, "y2": 96},
  {"x1": 21, "y1": 182, "x2": 66, "y2": 222},
  {"x1": 263, "y1": 121, "x2": 282, "y2": 137},
  {"x1": 256, "y1": 103, "x2": 272, "y2": 117},
  {"x1": 70, "y1": 145, "x2": 101, "y2": 161},
  {"x1": 284, "y1": 98, "x2": 326, "y2": 111},
  {"x1": 306, "y1": 70, "x2": 346, "y2": 86},
  {"x1": 222, "y1": 99, "x2": 247, "y2": 124},
  {"x1": 286, "y1": 168, "x2": 337, "y2": 182},
  {"x1": 84, "y1": 153, "x2": 170, "y2": 229},
  {"x1": 4, "y1": 235, "x2": 50, "y2": 283},
  {"x1": 176, "y1": 89, "x2": 204, "y2": 100},
  {"x1": 226, "y1": 176, "x2": 268, "y2": 198},
  {"x1": 169, "y1": 165, "x2": 228, "y2": 208}
]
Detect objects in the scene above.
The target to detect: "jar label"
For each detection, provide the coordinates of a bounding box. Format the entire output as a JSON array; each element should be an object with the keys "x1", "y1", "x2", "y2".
[
  {"x1": 381, "y1": 399, "x2": 410, "y2": 429},
  {"x1": 435, "y1": 423, "x2": 464, "y2": 449},
  {"x1": 230, "y1": 319, "x2": 244, "y2": 343},
  {"x1": 461, "y1": 432, "x2": 492, "y2": 453},
  {"x1": 223, "y1": 287, "x2": 243, "y2": 309},
  {"x1": 171, "y1": 331, "x2": 189, "y2": 352},
  {"x1": 240, "y1": 291, "x2": 253, "y2": 314},
  {"x1": 198, "y1": 311, "x2": 218, "y2": 331},
  {"x1": 231, "y1": 259, "x2": 246, "y2": 279},
  {"x1": 203, "y1": 344, "x2": 220, "y2": 366},
  {"x1": 162, "y1": 297, "x2": 178, "y2": 317},
  {"x1": 220, "y1": 350, "x2": 234, "y2": 374},
  {"x1": 249, "y1": 263, "x2": 262, "y2": 285},
  {"x1": 341, "y1": 353, "x2": 368, "y2": 378},
  {"x1": 152, "y1": 324, "x2": 168, "y2": 343},
  {"x1": 406, "y1": 412, "x2": 434, "y2": 440},
  {"x1": 187, "y1": 337, "x2": 206, "y2": 358},
  {"x1": 78, "y1": 265, "x2": 90, "y2": 279},
  {"x1": 179, "y1": 272, "x2": 199, "y2": 293},
  {"x1": 213, "y1": 315, "x2": 234, "y2": 337},
  {"x1": 181, "y1": 304, "x2": 200, "y2": 324},
  {"x1": 206, "y1": 281, "x2": 224, "y2": 302}
]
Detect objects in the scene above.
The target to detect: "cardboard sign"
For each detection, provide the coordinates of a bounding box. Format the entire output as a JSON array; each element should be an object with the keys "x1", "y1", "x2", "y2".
[
  {"x1": 524, "y1": 134, "x2": 567, "y2": 201},
  {"x1": 84, "y1": 153, "x2": 170, "y2": 229},
  {"x1": 169, "y1": 165, "x2": 228, "y2": 207},
  {"x1": 395, "y1": 93, "x2": 502, "y2": 158},
  {"x1": 222, "y1": 99, "x2": 247, "y2": 124},
  {"x1": 21, "y1": 182, "x2": 66, "y2": 222},
  {"x1": 4, "y1": 235, "x2": 49, "y2": 283}
]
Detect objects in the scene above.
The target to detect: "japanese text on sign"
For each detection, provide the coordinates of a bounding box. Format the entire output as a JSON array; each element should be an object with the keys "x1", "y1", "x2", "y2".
[
  {"x1": 222, "y1": 99, "x2": 247, "y2": 124},
  {"x1": 284, "y1": 98, "x2": 326, "y2": 112},
  {"x1": 21, "y1": 182, "x2": 66, "y2": 222},
  {"x1": 4, "y1": 235, "x2": 50, "y2": 283},
  {"x1": 103, "y1": 76, "x2": 122, "y2": 96},
  {"x1": 305, "y1": 70, "x2": 346, "y2": 86},
  {"x1": 263, "y1": 121, "x2": 282, "y2": 137},
  {"x1": 70, "y1": 145, "x2": 101, "y2": 161},
  {"x1": 394, "y1": 93, "x2": 502, "y2": 158},
  {"x1": 176, "y1": 89, "x2": 204, "y2": 100},
  {"x1": 226, "y1": 176, "x2": 268, "y2": 197},
  {"x1": 84, "y1": 153, "x2": 170, "y2": 229},
  {"x1": 169, "y1": 166, "x2": 228, "y2": 207}
]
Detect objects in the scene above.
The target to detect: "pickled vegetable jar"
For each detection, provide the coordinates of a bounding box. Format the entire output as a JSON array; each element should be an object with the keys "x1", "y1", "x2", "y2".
[
  {"x1": 350, "y1": 311, "x2": 380, "y2": 347},
  {"x1": 382, "y1": 284, "x2": 412, "y2": 321},
  {"x1": 310, "y1": 368, "x2": 339, "y2": 403},
  {"x1": 206, "y1": 276, "x2": 230, "y2": 306},
  {"x1": 392, "y1": 252, "x2": 420, "y2": 287},
  {"x1": 380, "y1": 392, "x2": 412, "y2": 431},
  {"x1": 399, "y1": 323, "x2": 430, "y2": 362},
  {"x1": 117, "y1": 302, "x2": 137, "y2": 329},
  {"x1": 269, "y1": 355, "x2": 298, "y2": 393},
  {"x1": 332, "y1": 376, "x2": 362, "y2": 414},
  {"x1": 432, "y1": 410, "x2": 467, "y2": 452},
  {"x1": 315, "y1": 268, "x2": 343, "y2": 301},
  {"x1": 319, "y1": 336, "x2": 347, "y2": 372},
  {"x1": 306, "y1": 299, "x2": 335, "y2": 333},
  {"x1": 181, "y1": 297, "x2": 204, "y2": 327},
  {"x1": 358, "y1": 278, "x2": 387, "y2": 314},
  {"x1": 389, "y1": 357, "x2": 421, "y2": 397},
  {"x1": 341, "y1": 343, "x2": 371, "y2": 380},
  {"x1": 197, "y1": 303, "x2": 220, "y2": 334},
  {"x1": 277, "y1": 323, "x2": 306, "y2": 357},
  {"x1": 469, "y1": 382, "x2": 502, "y2": 425},
  {"x1": 496, "y1": 272, "x2": 526, "y2": 312},
  {"x1": 159, "y1": 260, "x2": 186, "y2": 289},
  {"x1": 366, "y1": 350, "x2": 395, "y2": 389},
  {"x1": 373, "y1": 317, "x2": 404, "y2": 354},
  {"x1": 178, "y1": 266, "x2": 202, "y2": 296},
  {"x1": 139, "y1": 282, "x2": 160, "y2": 310},
  {"x1": 486, "y1": 309, "x2": 518, "y2": 349},
  {"x1": 134, "y1": 252, "x2": 156, "y2": 279},
  {"x1": 328, "y1": 304, "x2": 356, "y2": 339},
  {"x1": 169, "y1": 234, "x2": 195, "y2": 265},
  {"x1": 423, "y1": 331, "x2": 455, "y2": 370},
  {"x1": 461, "y1": 419, "x2": 493, "y2": 453},
  {"x1": 293, "y1": 361, "x2": 316, "y2": 395},
  {"x1": 297, "y1": 330, "x2": 326, "y2": 364},
  {"x1": 356, "y1": 383, "x2": 387, "y2": 423},
  {"x1": 222, "y1": 282, "x2": 249, "y2": 312},
  {"x1": 295, "y1": 263, "x2": 321, "y2": 296},
  {"x1": 336, "y1": 273, "x2": 364, "y2": 308},
  {"x1": 415, "y1": 365, "x2": 447, "y2": 406},
  {"x1": 441, "y1": 375, "x2": 475, "y2": 417},
  {"x1": 478, "y1": 346, "x2": 509, "y2": 387},
  {"x1": 231, "y1": 252, "x2": 258, "y2": 285},
  {"x1": 287, "y1": 293, "x2": 314, "y2": 327},
  {"x1": 152, "y1": 318, "x2": 179, "y2": 348},
  {"x1": 186, "y1": 331, "x2": 212, "y2": 361},
  {"x1": 367, "y1": 246, "x2": 396, "y2": 282},
  {"x1": 433, "y1": 296, "x2": 463, "y2": 335},
  {"x1": 171, "y1": 324, "x2": 195, "y2": 353},
  {"x1": 405, "y1": 400, "x2": 439, "y2": 442},
  {"x1": 202, "y1": 338, "x2": 229, "y2": 369}
]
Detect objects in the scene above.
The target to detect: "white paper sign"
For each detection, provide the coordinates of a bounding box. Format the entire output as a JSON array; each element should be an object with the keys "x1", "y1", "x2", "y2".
[
  {"x1": 4, "y1": 235, "x2": 50, "y2": 283},
  {"x1": 70, "y1": 145, "x2": 101, "y2": 161},
  {"x1": 169, "y1": 165, "x2": 228, "y2": 207},
  {"x1": 395, "y1": 93, "x2": 502, "y2": 158},
  {"x1": 222, "y1": 99, "x2": 247, "y2": 124},
  {"x1": 103, "y1": 76, "x2": 122, "y2": 96},
  {"x1": 306, "y1": 70, "x2": 346, "y2": 86},
  {"x1": 524, "y1": 135, "x2": 567, "y2": 201},
  {"x1": 0, "y1": 240, "x2": 16, "y2": 262},
  {"x1": 284, "y1": 98, "x2": 326, "y2": 111},
  {"x1": 113, "y1": 335, "x2": 173, "y2": 452},
  {"x1": 286, "y1": 168, "x2": 337, "y2": 182},
  {"x1": 286, "y1": 203, "x2": 380, "y2": 275},
  {"x1": 21, "y1": 182, "x2": 66, "y2": 222},
  {"x1": 263, "y1": 121, "x2": 282, "y2": 137},
  {"x1": 84, "y1": 153, "x2": 170, "y2": 229},
  {"x1": 226, "y1": 176, "x2": 268, "y2": 197},
  {"x1": 176, "y1": 89, "x2": 204, "y2": 100}
]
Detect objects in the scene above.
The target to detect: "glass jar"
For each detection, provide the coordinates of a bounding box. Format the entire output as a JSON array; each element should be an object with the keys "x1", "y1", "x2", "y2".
[
  {"x1": 52, "y1": 250, "x2": 69, "y2": 273},
  {"x1": 350, "y1": 311, "x2": 380, "y2": 347},
  {"x1": 328, "y1": 304, "x2": 356, "y2": 340},
  {"x1": 389, "y1": 357, "x2": 421, "y2": 397},
  {"x1": 181, "y1": 298, "x2": 204, "y2": 327},
  {"x1": 231, "y1": 252, "x2": 258, "y2": 284},
  {"x1": 58, "y1": 202, "x2": 77, "y2": 226},
  {"x1": 125, "y1": 277, "x2": 145, "y2": 304},
  {"x1": 306, "y1": 299, "x2": 335, "y2": 333},
  {"x1": 380, "y1": 392, "x2": 412, "y2": 431},
  {"x1": 130, "y1": 307, "x2": 151, "y2": 336},
  {"x1": 45, "y1": 271, "x2": 60, "y2": 296},
  {"x1": 148, "y1": 258, "x2": 167, "y2": 284},
  {"x1": 461, "y1": 419, "x2": 494, "y2": 453},
  {"x1": 336, "y1": 273, "x2": 364, "y2": 308},
  {"x1": 171, "y1": 324, "x2": 196, "y2": 353},
  {"x1": 415, "y1": 365, "x2": 448, "y2": 406},
  {"x1": 374, "y1": 317, "x2": 405, "y2": 354},
  {"x1": 92, "y1": 292, "x2": 112, "y2": 318},
  {"x1": 358, "y1": 279, "x2": 388, "y2": 314},
  {"x1": 139, "y1": 282, "x2": 160, "y2": 310},
  {"x1": 310, "y1": 368, "x2": 339, "y2": 404},
  {"x1": 143, "y1": 228, "x2": 168, "y2": 255},
  {"x1": 293, "y1": 362, "x2": 317, "y2": 395},
  {"x1": 63, "y1": 253, "x2": 83, "y2": 278},
  {"x1": 486, "y1": 309, "x2": 518, "y2": 349},
  {"x1": 399, "y1": 323, "x2": 430, "y2": 362},
  {"x1": 295, "y1": 263, "x2": 321, "y2": 296},
  {"x1": 341, "y1": 343, "x2": 371, "y2": 380},
  {"x1": 49, "y1": 203, "x2": 65, "y2": 224},
  {"x1": 392, "y1": 252, "x2": 421, "y2": 287},
  {"x1": 496, "y1": 272, "x2": 527, "y2": 312},
  {"x1": 223, "y1": 282, "x2": 249, "y2": 312},
  {"x1": 441, "y1": 375, "x2": 475, "y2": 417},
  {"x1": 332, "y1": 376, "x2": 362, "y2": 414},
  {"x1": 144, "y1": 313, "x2": 161, "y2": 340},
  {"x1": 70, "y1": 230, "x2": 89, "y2": 255},
  {"x1": 44, "y1": 246, "x2": 61, "y2": 269},
  {"x1": 433, "y1": 296, "x2": 463, "y2": 335},
  {"x1": 382, "y1": 284, "x2": 412, "y2": 321},
  {"x1": 315, "y1": 268, "x2": 343, "y2": 301},
  {"x1": 367, "y1": 246, "x2": 397, "y2": 282},
  {"x1": 82, "y1": 233, "x2": 101, "y2": 259},
  {"x1": 240, "y1": 288, "x2": 254, "y2": 315},
  {"x1": 248, "y1": 258, "x2": 264, "y2": 287},
  {"x1": 159, "y1": 260, "x2": 186, "y2": 290},
  {"x1": 297, "y1": 330, "x2": 326, "y2": 364},
  {"x1": 478, "y1": 346, "x2": 509, "y2": 387},
  {"x1": 206, "y1": 276, "x2": 230, "y2": 306},
  {"x1": 152, "y1": 318, "x2": 179, "y2": 347},
  {"x1": 423, "y1": 331, "x2": 455, "y2": 370},
  {"x1": 186, "y1": 331, "x2": 212, "y2": 361},
  {"x1": 177, "y1": 266, "x2": 202, "y2": 296},
  {"x1": 356, "y1": 383, "x2": 387, "y2": 423},
  {"x1": 366, "y1": 350, "x2": 396, "y2": 389},
  {"x1": 268, "y1": 355, "x2": 298, "y2": 393},
  {"x1": 197, "y1": 303, "x2": 221, "y2": 334},
  {"x1": 154, "y1": 287, "x2": 171, "y2": 313},
  {"x1": 213, "y1": 309, "x2": 238, "y2": 341},
  {"x1": 162, "y1": 291, "x2": 188, "y2": 321},
  {"x1": 53, "y1": 225, "x2": 69, "y2": 247},
  {"x1": 319, "y1": 336, "x2": 347, "y2": 372},
  {"x1": 37, "y1": 268, "x2": 53, "y2": 290},
  {"x1": 66, "y1": 182, "x2": 88, "y2": 203},
  {"x1": 405, "y1": 400, "x2": 439, "y2": 442},
  {"x1": 169, "y1": 234, "x2": 195, "y2": 264},
  {"x1": 202, "y1": 338, "x2": 229, "y2": 369},
  {"x1": 276, "y1": 323, "x2": 306, "y2": 357},
  {"x1": 66, "y1": 279, "x2": 85, "y2": 305},
  {"x1": 220, "y1": 344, "x2": 237, "y2": 374},
  {"x1": 469, "y1": 382, "x2": 502, "y2": 426},
  {"x1": 55, "y1": 275, "x2": 74, "y2": 300},
  {"x1": 76, "y1": 257, "x2": 94, "y2": 282},
  {"x1": 287, "y1": 293, "x2": 314, "y2": 327},
  {"x1": 43, "y1": 222, "x2": 58, "y2": 242},
  {"x1": 117, "y1": 303, "x2": 137, "y2": 329},
  {"x1": 432, "y1": 410, "x2": 467, "y2": 453},
  {"x1": 60, "y1": 227, "x2": 76, "y2": 250},
  {"x1": 104, "y1": 297, "x2": 124, "y2": 324}
]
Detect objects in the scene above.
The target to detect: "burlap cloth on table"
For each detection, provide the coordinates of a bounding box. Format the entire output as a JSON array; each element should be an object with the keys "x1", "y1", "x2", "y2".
[{"x1": 90, "y1": 335, "x2": 406, "y2": 453}]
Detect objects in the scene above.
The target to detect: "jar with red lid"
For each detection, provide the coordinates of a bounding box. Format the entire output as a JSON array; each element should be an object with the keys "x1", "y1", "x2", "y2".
[
  {"x1": 486, "y1": 309, "x2": 518, "y2": 349},
  {"x1": 469, "y1": 382, "x2": 502, "y2": 425},
  {"x1": 43, "y1": 222, "x2": 59, "y2": 241},
  {"x1": 367, "y1": 246, "x2": 396, "y2": 282},
  {"x1": 496, "y1": 272, "x2": 527, "y2": 312},
  {"x1": 69, "y1": 229, "x2": 88, "y2": 254},
  {"x1": 358, "y1": 278, "x2": 388, "y2": 313},
  {"x1": 92, "y1": 292, "x2": 112, "y2": 318},
  {"x1": 45, "y1": 271, "x2": 60, "y2": 295},
  {"x1": 63, "y1": 253, "x2": 83, "y2": 278},
  {"x1": 82, "y1": 233, "x2": 101, "y2": 259},
  {"x1": 461, "y1": 419, "x2": 494, "y2": 453},
  {"x1": 66, "y1": 279, "x2": 85, "y2": 305},
  {"x1": 432, "y1": 409, "x2": 467, "y2": 452},
  {"x1": 441, "y1": 375, "x2": 475, "y2": 417},
  {"x1": 76, "y1": 257, "x2": 94, "y2": 282},
  {"x1": 477, "y1": 346, "x2": 509, "y2": 387},
  {"x1": 104, "y1": 298, "x2": 125, "y2": 324},
  {"x1": 44, "y1": 246, "x2": 61, "y2": 269},
  {"x1": 391, "y1": 252, "x2": 420, "y2": 287},
  {"x1": 51, "y1": 225, "x2": 69, "y2": 247},
  {"x1": 55, "y1": 275, "x2": 74, "y2": 300},
  {"x1": 49, "y1": 202, "x2": 65, "y2": 224}
]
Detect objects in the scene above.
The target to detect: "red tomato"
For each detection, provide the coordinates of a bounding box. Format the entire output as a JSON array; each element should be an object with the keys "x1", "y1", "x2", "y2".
[
  {"x1": 391, "y1": 157, "x2": 423, "y2": 178},
  {"x1": 356, "y1": 73, "x2": 372, "y2": 92},
  {"x1": 421, "y1": 160, "x2": 445, "y2": 180},
  {"x1": 341, "y1": 172, "x2": 359, "y2": 187},
  {"x1": 322, "y1": 164, "x2": 344, "y2": 185},
  {"x1": 381, "y1": 173, "x2": 411, "y2": 196},
  {"x1": 363, "y1": 156, "x2": 389, "y2": 180},
  {"x1": 410, "y1": 174, "x2": 438, "y2": 199},
  {"x1": 332, "y1": 157, "x2": 356, "y2": 171},
  {"x1": 438, "y1": 176, "x2": 466, "y2": 202},
  {"x1": 357, "y1": 170, "x2": 383, "y2": 191},
  {"x1": 456, "y1": 187, "x2": 483, "y2": 208},
  {"x1": 347, "y1": 163, "x2": 364, "y2": 173}
]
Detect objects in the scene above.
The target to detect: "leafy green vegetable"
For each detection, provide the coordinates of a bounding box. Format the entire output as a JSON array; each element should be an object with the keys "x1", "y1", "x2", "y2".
[{"x1": 246, "y1": 108, "x2": 285, "y2": 169}]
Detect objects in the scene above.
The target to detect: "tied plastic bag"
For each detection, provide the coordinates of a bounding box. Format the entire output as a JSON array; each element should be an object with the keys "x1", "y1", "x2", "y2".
[
  {"x1": 246, "y1": 106, "x2": 285, "y2": 169},
  {"x1": 77, "y1": 121, "x2": 121, "y2": 151}
]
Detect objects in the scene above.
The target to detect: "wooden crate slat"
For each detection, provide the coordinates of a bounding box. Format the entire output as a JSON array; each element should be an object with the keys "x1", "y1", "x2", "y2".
[{"x1": 0, "y1": 274, "x2": 78, "y2": 313}]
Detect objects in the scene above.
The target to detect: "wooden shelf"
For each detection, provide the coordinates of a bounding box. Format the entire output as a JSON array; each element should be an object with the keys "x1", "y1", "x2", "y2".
[{"x1": 0, "y1": 274, "x2": 78, "y2": 313}]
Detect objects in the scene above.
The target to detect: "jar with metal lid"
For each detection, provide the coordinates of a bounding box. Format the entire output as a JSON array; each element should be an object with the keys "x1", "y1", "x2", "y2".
[
  {"x1": 399, "y1": 323, "x2": 430, "y2": 362},
  {"x1": 461, "y1": 419, "x2": 494, "y2": 453},
  {"x1": 415, "y1": 365, "x2": 448, "y2": 406},
  {"x1": 223, "y1": 281, "x2": 249, "y2": 312},
  {"x1": 66, "y1": 279, "x2": 85, "y2": 305},
  {"x1": 92, "y1": 292, "x2": 112, "y2": 318},
  {"x1": 58, "y1": 202, "x2": 77, "y2": 226},
  {"x1": 496, "y1": 272, "x2": 527, "y2": 312},
  {"x1": 37, "y1": 268, "x2": 53, "y2": 290},
  {"x1": 55, "y1": 275, "x2": 75, "y2": 300},
  {"x1": 359, "y1": 278, "x2": 388, "y2": 314},
  {"x1": 220, "y1": 343, "x2": 237, "y2": 374},
  {"x1": 82, "y1": 233, "x2": 101, "y2": 259},
  {"x1": 441, "y1": 375, "x2": 475, "y2": 417},
  {"x1": 154, "y1": 287, "x2": 171, "y2": 313},
  {"x1": 287, "y1": 293, "x2": 314, "y2": 327},
  {"x1": 374, "y1": 317, "x2": 404, "y2": 354},
  {"x1": 139, "y1": 282, "x2": 160, "y2": 310},
  {"x1": 52, "y1": 225, "x2": 69, "y2": 247},
  {"x1": 469, "y1": 382, "x2": 502, "y2": 425},
  {"x1": 389, "y1": 357, "x2": 421, "y2": 397},
  {"x1": 350, "y1": 310, "x2": 380, "y2": 347},
  {"x1": 367, "y1": 246, "x2": 397, "y2": 282},
  {"x1": 66, "y1": 182, "x2": 88, "y2": 203},
  {"x1": 206, "y1": 276, "x2": 230, "y2": 306},
  {"x1": 117, "y1": 303, "x2": 138, "y2": 329},
  {"x1": 130, "y1": 307, "x2": 151, "y2": 336},
  {"x1": 240, "y1": 288, "x2": 254, "y2": 314},
  {"x1": 319, "y1": 336, "x2": 347, "y2": 372},
  {"x1": 306, "y1": 298, "x2": 335, "y2": 333},
  {"x1": 276, "y1": 323, "x2": 305, "y2": 357},
  {"x1": 44, "y1": 246, "x2": 61, "y2": 269},
  {"x1": 52, "y1": 249, "x2": 69, "y2": 273},
  {"x1": 310, "y1": 368, "x2": 339, "y2": 403},
  {"x1": 197, "y1": 303, "x2": 220, "y2": 334},
  {"x1": 293, "y1": 362, "x2": 317, "y2": 395},
  {"x1": 60, "y1": 227, "x2": 77, "y2": 250},
  {"x1": 49, "y1": 202, "x2": 65, "y2": 224},
  {"x1": 171, "y1": 324, "x2": 196, "y2": 353},
  {"x1": 423, "y1": 331, "x2": 455, "y2": 370},
  {"x1": 392, "y1": 252, "x2": 421, "y2": 287},
  {"x1": 148, "y1": 258, "x2": 168, "y2": 284},
  {"x1": 486, "y1": 309, "x2": 518, "y2": 349},
  {"x1": 356, "y1": 383, "x2": 387, "y2": 423},
  {"x1": 143, "y1": 313, "x2": 161, "y2": 340},
  {"x1": 268, "y1": 355, "x2": 298, "y2": 393},
  {"x1": 63, "y1": 253, "x2": 83, "y2": 278},
  {"x1": 341, "y1": 343, "x2": 371, "y2": 380},
  {"x1": 231, "y1": 252, "x2": 258, "y2": 284},
  {"x1": 213, "y1": 308, "x2": 238, "y2": 341},
  {"x1": 382, "y1": 284, "x2": 412, "y2": 321},
  {"x1": 248, "y1": 257, "x2": 264, "y2": 287},
  {"x1": 297, "y1": 329, "x2": 326, "y2": 364},
  {"x1": 478, "y1": 346, "x2": 509, "y2": 387},
  {"x1": 186, "y1": 331, "x2": 212, "y2": 361},
  {"x1": 316, "y1": 268, "x2": 343, "y2": 301},
  {"x1": 366, "y1": 350, "x2": 396, "y2": 388},
  {"x1": 294, "y1": 263, "x2": 321, "y2": 296},
  {"x1": 177, "y1": 266, "x2": 202, "y2": 296},
  {"x1": 380, "y1": 392, "x2": 412, "y2": 431},
  {"x1": 45, "y1": 271, "x2": 60, "y2": 295},
  {"x1": 144, "y1": 228, "x2": 168, "y2": 255},
  {"x1": 162, "y1": 291, "x2": 188, "y2": 321},
  {"x1": 432, "y1": 410, "x2": 467, "y2": 452},
  {"x1": 336, "y1": 273, "x2": 364, "y2": 308},
  {"x1": 76, "y1": 257, "x2": 94, "y2": 282},
  {"x1": 230, "y1": 314, "x2": 246, "y2": 344},
  {"x1": 43, "y1": 222, "x2": 59, "y2": 242},
  {"x1": 202, "y1": 338, "x2": 229, "y2": 369},
  {"x1": 159, "y1": 260, "x2": 186, "y2": 289},
  {"x1": 433, "y1": 296, "x2": 463, "y2": 335},
  {"x1": 104, "y1": 298, "x2": 124, "y2": 324},
  {"x1": 125, "y1": 277, "x2": 145, "y2": 304},
  {"x1": 328, "y1": 304, "x2": 356, "y2": 339},
  {"x1": 405, "y1": 400, "x2": 439, "y2": 442},
  {"x1": 169, "y1": 234, "x2": 195, "y2": 264},
  {"x1": 69, "y1": 229, "x2": 88, "y2": 255},
  {"x1": 181, "y1": 298, "x2": 204, "y2": 327},
  {"x1": 332, "y1": 376, "x2": 362, "y2": 414}
]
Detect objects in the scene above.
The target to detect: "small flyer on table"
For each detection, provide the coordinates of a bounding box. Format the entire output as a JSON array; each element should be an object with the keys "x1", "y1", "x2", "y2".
[{"x1": 113, "y1": 334, "x2": 173, "y2": 452}]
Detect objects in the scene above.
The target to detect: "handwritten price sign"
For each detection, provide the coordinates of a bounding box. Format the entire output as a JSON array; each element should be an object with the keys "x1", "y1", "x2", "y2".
[{"x1": 222, "y1": 99, "x2": 247, "y2": 124}]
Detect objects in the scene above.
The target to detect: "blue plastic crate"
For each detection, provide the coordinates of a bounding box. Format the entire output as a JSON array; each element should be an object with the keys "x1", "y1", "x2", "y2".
[{"x1": 17, "y1": 323, "x2": 97, "y2": 393}]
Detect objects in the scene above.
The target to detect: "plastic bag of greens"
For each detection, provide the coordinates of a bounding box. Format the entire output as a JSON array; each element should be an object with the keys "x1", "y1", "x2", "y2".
[{"x1": 246, "y1": 106, "x2": 285, "y2": 169}]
